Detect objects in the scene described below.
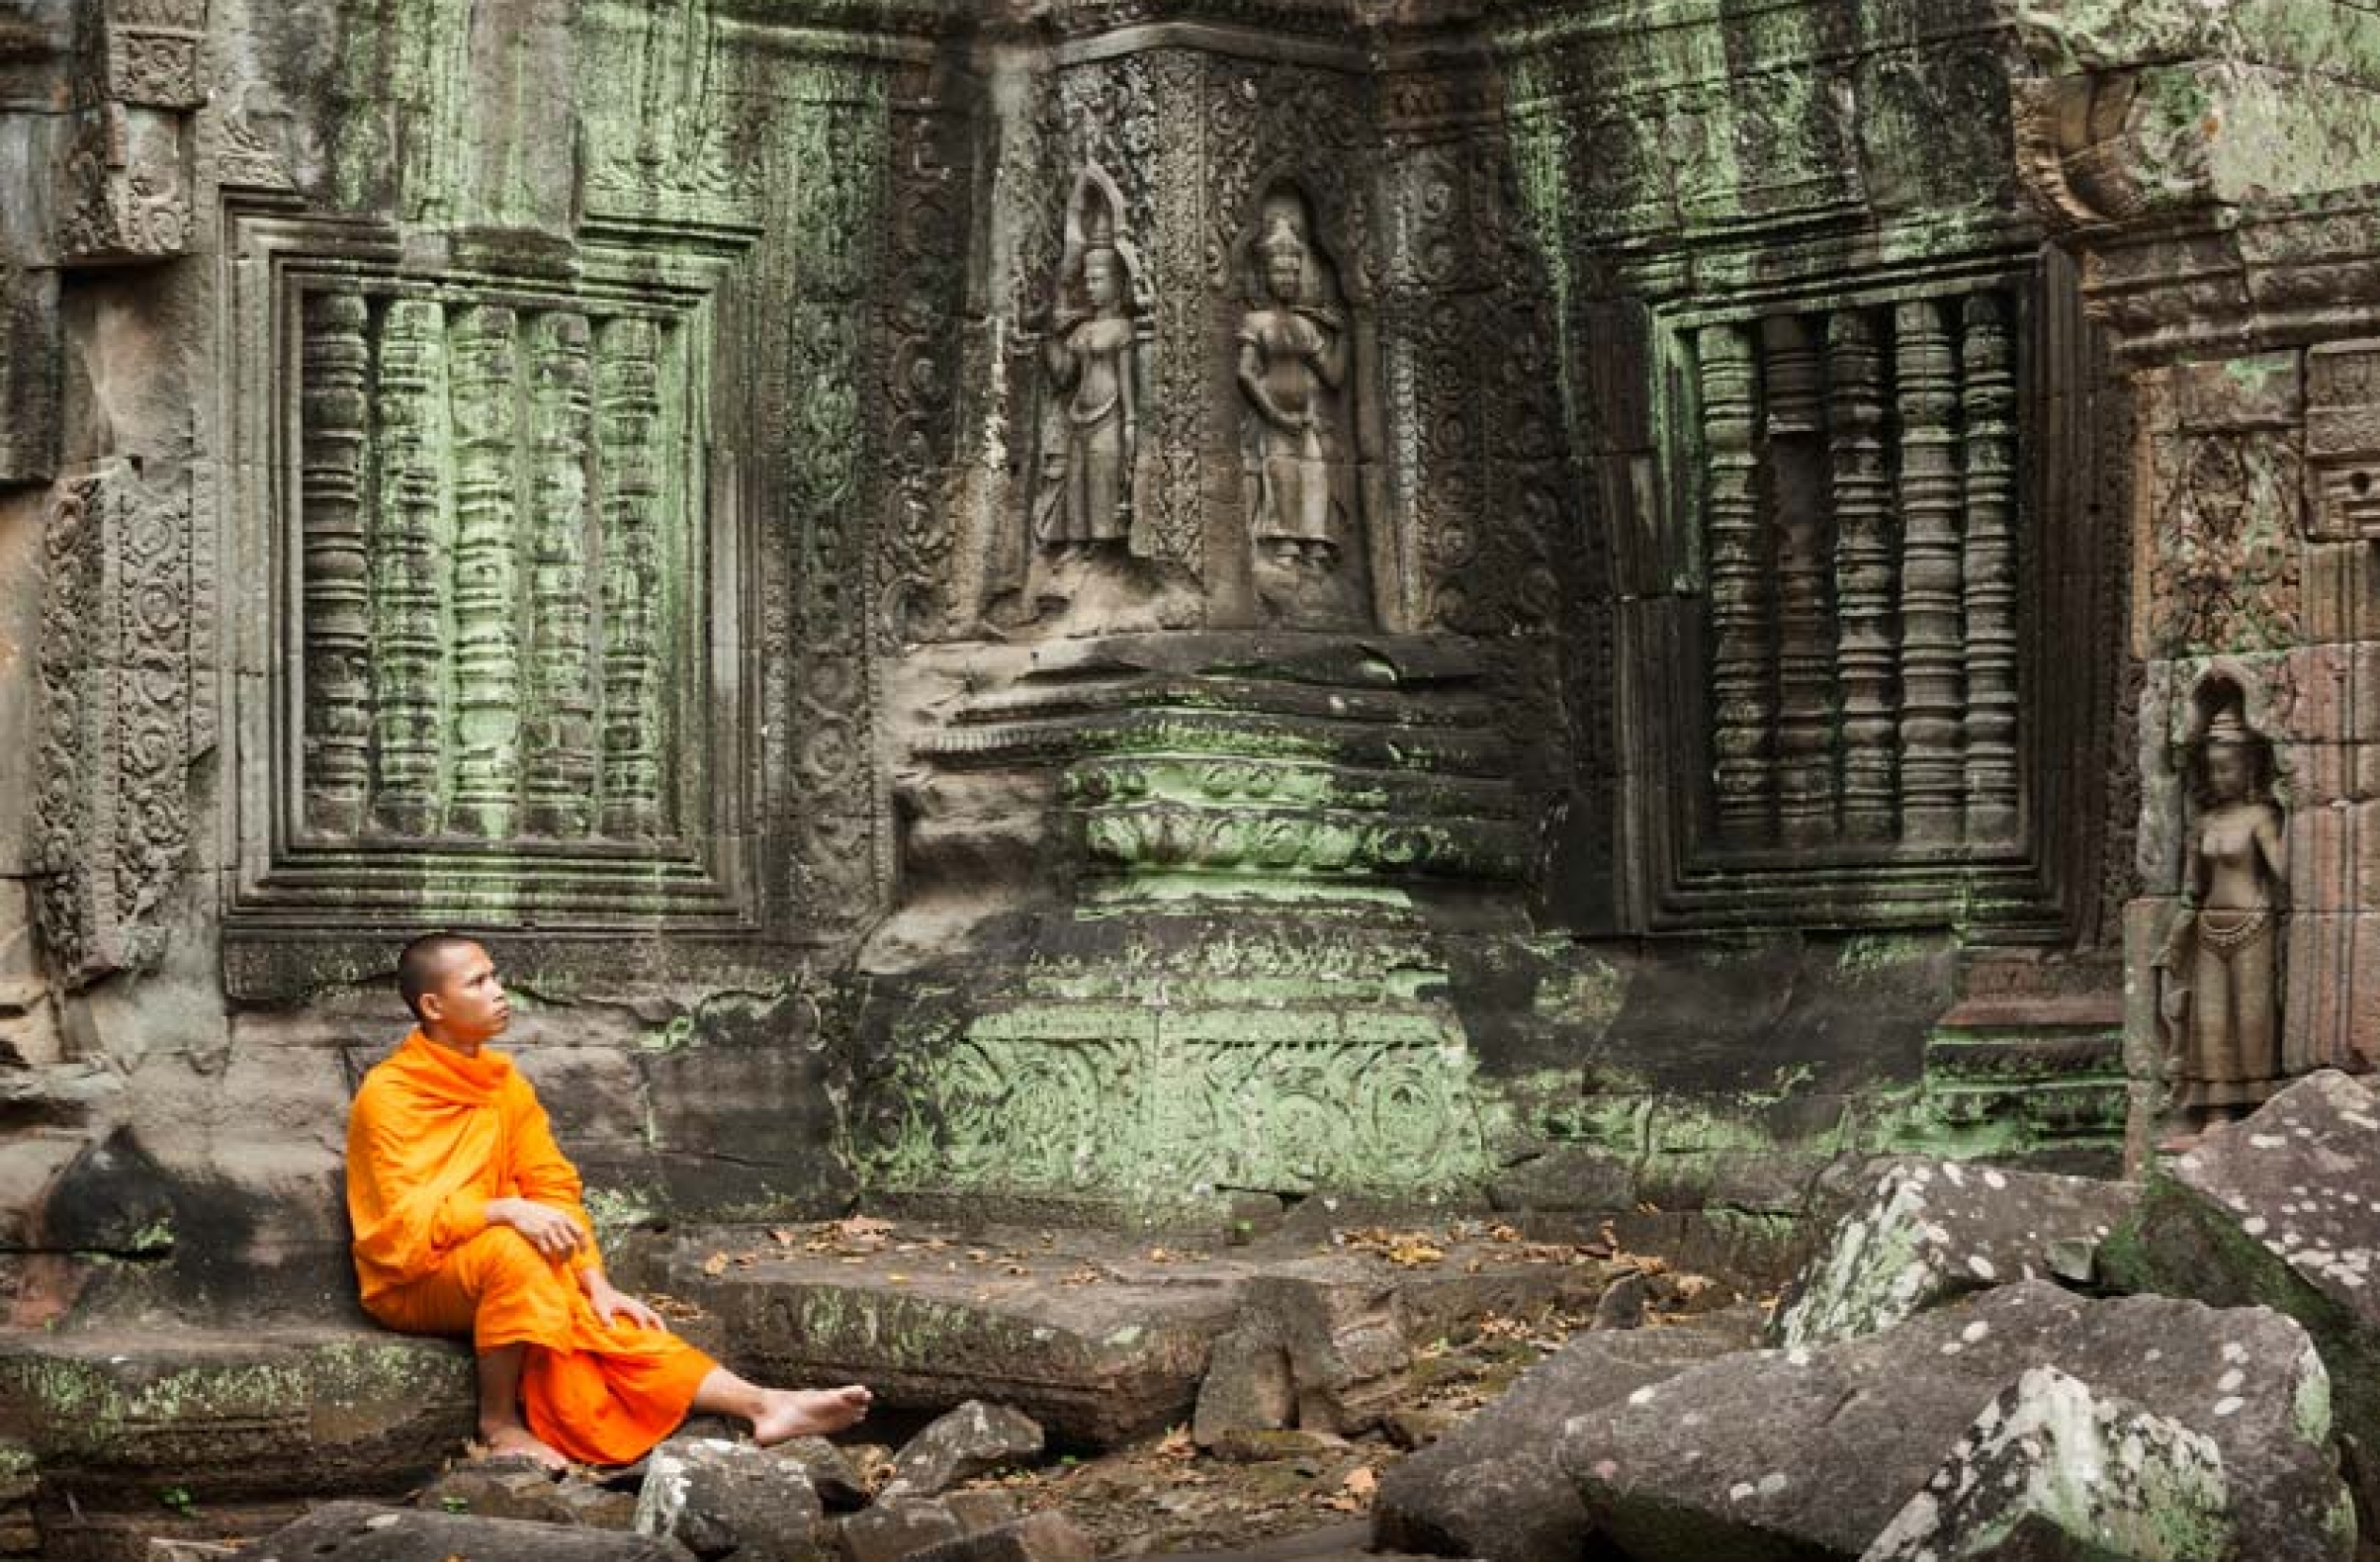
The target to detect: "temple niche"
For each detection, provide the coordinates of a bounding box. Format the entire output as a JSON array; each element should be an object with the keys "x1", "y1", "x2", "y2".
[
  {"x1": 2155, "y1": 673, "x2": 2292, "y2": 1143},
  {"x1": 990, "y1": 168, "x2": 1189, "y2": 635}
]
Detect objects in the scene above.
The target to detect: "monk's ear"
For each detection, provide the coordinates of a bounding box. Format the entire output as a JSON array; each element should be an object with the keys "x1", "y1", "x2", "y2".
[{"x1": 416, "y1": 988, "x2": 446, "y2": 1024}]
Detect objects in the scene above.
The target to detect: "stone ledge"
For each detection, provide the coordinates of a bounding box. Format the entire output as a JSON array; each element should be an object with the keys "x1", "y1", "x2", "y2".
[{"x1": 0, "y1": 1328, "x2": 473, "y2": 1511}]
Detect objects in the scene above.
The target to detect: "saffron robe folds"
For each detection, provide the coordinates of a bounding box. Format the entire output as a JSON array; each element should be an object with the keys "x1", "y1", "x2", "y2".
[{"x1": 346, "y1": 1031, "x2": 713, "y2": 1465}]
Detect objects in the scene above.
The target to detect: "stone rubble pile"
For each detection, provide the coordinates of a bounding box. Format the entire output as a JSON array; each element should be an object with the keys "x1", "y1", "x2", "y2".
[
  {"x1": 229, "y1": 1400, "x2": 1082, "y2": 1562},
  {"x1": 1380, "y1": 1070, "x2": 2380, "y2": 1562}
]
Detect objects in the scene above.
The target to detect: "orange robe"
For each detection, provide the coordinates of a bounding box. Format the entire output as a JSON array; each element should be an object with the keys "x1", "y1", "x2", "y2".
[{"x1": 346, "y1": 1030, "x2": 714, "y2": 1465}]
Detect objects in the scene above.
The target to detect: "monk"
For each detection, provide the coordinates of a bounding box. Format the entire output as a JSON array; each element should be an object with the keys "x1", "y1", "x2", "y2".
[{"x1": 347, "y1": 931, "x2": 871, "y2": 1469}]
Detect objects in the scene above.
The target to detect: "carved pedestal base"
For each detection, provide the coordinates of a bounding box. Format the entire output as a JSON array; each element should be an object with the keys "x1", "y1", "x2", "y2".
[{"x1": 859, "y1": 631, "x2": 1524, "y2": 1221}]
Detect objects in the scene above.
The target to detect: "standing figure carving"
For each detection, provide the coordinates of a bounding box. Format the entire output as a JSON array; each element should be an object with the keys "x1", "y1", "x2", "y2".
[
  {"x1": 2156, "y1": 690, "x2": 2290, "y2": 1143},
  {"x1": 1237, "y1": 190, "x2": 1350, "y2": 573},
  {"x1": 1034, "y1": 203, "x2": 1141, "y2": 561}
]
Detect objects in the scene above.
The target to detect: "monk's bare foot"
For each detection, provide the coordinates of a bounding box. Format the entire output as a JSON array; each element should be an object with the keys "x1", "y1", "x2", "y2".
[
  {"x1": 479, "y1": 1423, "x2": 569, "y2": 1472},
  {"x1": 751, "y1": 1386, "x2": 872, "y2": 1446}
]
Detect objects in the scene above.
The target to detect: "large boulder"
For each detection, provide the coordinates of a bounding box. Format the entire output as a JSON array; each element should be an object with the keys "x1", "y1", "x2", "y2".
[
  {"x1": 2101, "y1": 1071, "x2": 2380, "y2": 1525},
  {"x1": 1773, "y1": 1157, "x2": 2136, "y2": 1349},
  {"x1": 1861, "y1": 1367, "x2": 2238, "y2": 1562},
  {"x1": 230, "y1": 1501, "x2": 693, "y2": 1560},
  {"x1": 1370, "y1": 1327, "x2": 1739, "y2": 1562},
  {"x1": 634, "y1": 1437, "x2": 828, "y2": 1562},
  {"x1": 1558, "y1": 1282, "x2": 2350, "y2": 1562}
]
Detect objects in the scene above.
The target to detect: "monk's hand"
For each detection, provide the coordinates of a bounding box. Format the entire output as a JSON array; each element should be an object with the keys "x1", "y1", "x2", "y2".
[
  {"x1": 584, "y1": 1274, "x2": 664, "y2": 1334},
  {"x1": 488, "y1": 1196, "x2": 585, "y2": 1260}
]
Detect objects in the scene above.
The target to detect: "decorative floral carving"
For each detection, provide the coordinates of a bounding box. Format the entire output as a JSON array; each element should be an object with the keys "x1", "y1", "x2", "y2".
[
  {"x1": 35, "y1": 462, "x2": 192, "y2": 987},
  {"x1": 2151, "y1": 434, "x2": 2305, "y2": 657}
]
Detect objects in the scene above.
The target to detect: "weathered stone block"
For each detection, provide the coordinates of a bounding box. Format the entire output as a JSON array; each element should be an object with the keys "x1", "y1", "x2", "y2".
[
  {"x1": 1191, "y1": 1326, "x2": 1294, "y2": 1447},
  {"x1": 1773, "y1": 1156, "x2": 2137, "y2": 1349},
  {"x1": 230, "y1": 1502, "x2": 693, "y2": 1561},
  {"x1": 678, "y1": 1238, "x2": 1235, "y2": 1446},
  {"x1": 1560, "y1": 1283, "x2": 2346, "y2": 1562},
  {"x1": 1861, "y1": 1367, "x2": 2242, "y2": 1562},
  {"x1": 1371, "y1": 1327, "x2": 1738, "y2": 1562},
  {"x1": 634, "y1": 1436, "x2": 827, "y2": 1562},
  {"x1": 774, "y1": 1437, "x2": 870, "y2": 1511},
  {"x1": 880, "y1": 1402, "x2": 1042, "y2": 1503}
]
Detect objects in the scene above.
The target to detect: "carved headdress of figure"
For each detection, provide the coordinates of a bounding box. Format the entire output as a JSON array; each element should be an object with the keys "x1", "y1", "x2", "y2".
[
  {"x1": 2188, "y1": 699, "x2": 2276, "y2": 807},
  {"x1": 1072, "y1": 202, "x2": 1120, "y2": 311},
  {"x1": 1253, "y1": 200, "x2": 1311, "y2": 305}
]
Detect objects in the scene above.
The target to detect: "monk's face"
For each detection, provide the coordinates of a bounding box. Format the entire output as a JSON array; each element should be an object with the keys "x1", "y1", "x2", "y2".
[{"x1": 417, "y1": 942, "x2": 512, "y2": 1051}]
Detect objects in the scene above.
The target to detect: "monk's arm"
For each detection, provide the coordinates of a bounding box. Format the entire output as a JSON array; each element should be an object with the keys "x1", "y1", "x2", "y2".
[
  {"x1": 503, "y1": 1086, "x2": 660, "y2": 1329},
  {"x1": 502, "y1": 1088, "x2": 600, "y2": 1266}
]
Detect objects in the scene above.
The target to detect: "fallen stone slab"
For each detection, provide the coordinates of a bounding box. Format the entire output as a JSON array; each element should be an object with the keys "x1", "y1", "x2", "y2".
[
  {"x1": 880, "y1": 1401, "x2": 1043, "y2": 1502},
  {"x1": 230, "y1": 1501, "x2": 694, "y2": 1560},
  {"x1": 1560, "y1": 1282, "x2": 2349, "y2": 1562},
  {"x1": 672, "y1": 1225, "x2": 1606, "y2": 1448},
  {"x1": 0, "y1": 1330, "x2": 473, "y2": 1504},
  {"x1": 942, "y1": 1490, "x2": 1021, "y2": 1532},
  {"x1": 1773, "y1": 1157, "x2": 2136, "y2": 1349},
  {"x1": 2101, "y1": 1070, "x2": 2380, "y2": 1529},
  {"x1": 906, "y1": 1512, "x2": 1092, "y2": 1562},
  {"x1": 1370, "y1": 1325, "x2": 1739, "y2": 1562},
  {"x1": 676, "y1": 1244, "x2": 1237, "y2": 1446},
  {"x1": 634, "y1": 1436, "x2": 827, "y2": 1562},
  {"x1": 1861, "y1": 1367, "x2": 2238, "y2": 1562}
]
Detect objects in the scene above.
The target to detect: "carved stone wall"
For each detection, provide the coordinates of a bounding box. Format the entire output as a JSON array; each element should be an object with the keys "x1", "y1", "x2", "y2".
[
  {"x1": 2004, "y1": 0, "x2": 2380, "y2": 1141},
  {"x1": 1487, "y1": 0, "x2": 2126, "y2": 939}
]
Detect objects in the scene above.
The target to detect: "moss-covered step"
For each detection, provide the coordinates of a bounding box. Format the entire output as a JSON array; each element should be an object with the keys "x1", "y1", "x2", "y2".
[{"x1": 0, "y1": 1328, "x2": 473, "y2": 1555}]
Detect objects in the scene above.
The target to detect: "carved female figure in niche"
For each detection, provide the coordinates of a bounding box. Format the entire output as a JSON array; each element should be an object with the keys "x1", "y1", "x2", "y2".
[
  {"x1": 1034, "y1": 235, "x2": 1140, "y2": 559},
  {"x1": 2155, "y1": 696, "x2": 2290, "y2": 1144},
  {"x1": 1237, "y1": 201, "x2": 1348, "y2": 570}
]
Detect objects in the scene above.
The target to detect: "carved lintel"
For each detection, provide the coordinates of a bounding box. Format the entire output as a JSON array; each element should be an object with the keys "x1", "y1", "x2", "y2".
[{"x1": 35, "y1": 459, "x2": 192, "y2": 988}]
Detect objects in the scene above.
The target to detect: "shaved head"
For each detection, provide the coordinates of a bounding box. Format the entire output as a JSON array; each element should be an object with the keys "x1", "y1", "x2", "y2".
[{"x1": 396, "y1": 932, "x2": 483, "y2": 1021}]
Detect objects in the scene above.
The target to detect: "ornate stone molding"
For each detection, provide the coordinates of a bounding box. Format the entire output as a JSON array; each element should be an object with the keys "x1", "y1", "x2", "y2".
[
  {"x1": 55, "y1": 0, "x2": 207, "y2": 264},
  {"x1": 34, "y1": 459, "x2": 196, "y2": 988}
]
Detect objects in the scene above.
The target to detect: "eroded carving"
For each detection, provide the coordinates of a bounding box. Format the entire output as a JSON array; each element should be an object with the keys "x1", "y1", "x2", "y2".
[
  {"x1": 2156, "y1": 680, "x2": 2291, "y2": 1140},
  {"x1": 1237, "y1": 181, "x2": 1368, "y2": 626},
  {"x1": 291, "y1": 286, "x2": 696, "y2": 851},
  {"x1": 35, "y1": 461, "x2": 192, "y2": 986},
  {"x1": 1033, "y1": 174, "x2": 1146, "y2": 563}
]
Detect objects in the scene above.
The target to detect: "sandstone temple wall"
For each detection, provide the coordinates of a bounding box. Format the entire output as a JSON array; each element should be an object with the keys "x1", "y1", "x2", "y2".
[{"x1": 1, "y1": 0, "x2": 2376, "y2": 1321}]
